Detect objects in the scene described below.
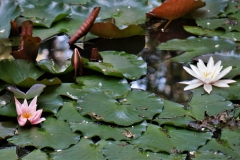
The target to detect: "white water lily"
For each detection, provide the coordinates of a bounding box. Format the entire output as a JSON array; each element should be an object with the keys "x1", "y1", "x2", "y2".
[{"x1": 180, "y1": 57, "x2": 236, "y2": 94}]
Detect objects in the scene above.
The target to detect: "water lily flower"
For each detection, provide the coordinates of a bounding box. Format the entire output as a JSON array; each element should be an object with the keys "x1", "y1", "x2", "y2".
[
  {"x1": 180, "y1": 57, "x2": 236, "y2": 94},
  {"x1": 15, "y1": 96, "x2": 45, "y2": 126}
]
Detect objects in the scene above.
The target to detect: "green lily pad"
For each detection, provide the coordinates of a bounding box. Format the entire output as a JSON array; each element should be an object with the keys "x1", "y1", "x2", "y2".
[
  {"x1": 78, "y1": 89, "x2": 163, "y2": 126},
  {"x1": 76, "y1": 75, "x2": 131, "y2": 99},
  {"x1": 154, "y1": 116, "x2": 195, "y2": 127},
  {"x1": 220, "y1": 0, "x2": 240, "y2": 16},
  {"x1": 19, "y1": 2, "x2": 71, "y2": 28},
  {"x1": 0, "y1": 0, "x2": 22, "y2": 38},
  {"x1": 0, "y1": 38, "x2": 11, "y2": 59},
  {"x1": 86, "y1": 0, "x2": 152, "y2": 28},
  {"x1": 192, "y1": 151, "x2": 230, "y2": 159},
  {"x1": 188, "y1": 93, "x2": 234, "y2": 120},
  {"x1": 0, "y1": 99, "x2": 17, "y2": 117},
  {"x1": 199, "y1": 138, "x2": 240, "y2": 159},
  {"x1": 8, "y1": 117, "x2": 80, "y2": 149},
  {"x1": 0, "y1": 93, "x2": 11, "y2": 108},
  {"x1": 191, "y1": 0, "x2": 228, "y2": 19},
  {"x1": 33, "y1": 5, "x2": 92, "y2": 41},
  {"x1": 157, "y1": 36, "x2": 236, "y2": 62},
  {"x1": 0, "y1": 59, "x2": 44, "y2": 85},
  {"x1": 7, "y1": 84, "x2": 46, "y2": 99},
  {"x1": 0, "y1": 147, "x2": 18, "y2": 160},
  {"x1": 70, "y1": 121, "x2": 147, "y2": 141},
  {"x1": 17, "y1": 77, "x2": 62, "y2": 88},
  {"x1": 50, "y1": 138, "x2": 107, "y2": 160},
  {"x1": 85, "y1": 51, "x2": 147, "y2": 80},
  {"x1": 0, "y1": 121, "x2": 17, "y2": 139},
  {"x1": 37, "y1": 59, "x2": 73, "y2": 75},
  {"x1": 131, "y1": 124, "x2": 173, "y2": 153},
  {"x1": 38, "y1": 93, "x2": 63, "y2": 113},
  {"x1": 131, "y1": 124, "x2": 212, "y2": 153},
  {"x1": 22, "y1": 150, "x2": 48, "y2": 160},
  {"x1": 183, "y1": 26, "x2": 225, "y2": 37},
  {"x1": 55, "y1": 101, "x2": 91, "y2": 123},
  {"x1": 196, "y1": 18, "x2": 240, "y2": 32}
]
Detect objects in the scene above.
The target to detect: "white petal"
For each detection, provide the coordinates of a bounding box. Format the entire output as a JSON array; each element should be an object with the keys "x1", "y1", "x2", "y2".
[
  {"x1": 197, "y1": 59, "x2": 207, "y2": 73},
  {"x1": 213, "y1": 79, "x2": 236, "y2": 87},
  {"x1": 179, "y1": 79, "x2": 201, "y2": 84},
  {"x1": 203, "y1": 84, "x2": 212, "y2": 94},
  {"x1": 214, "y1": 66, "x2": 232, "y2": 81},
  {"x1": 207, "y1": 57, "x2": 214, "y2": 71},
  {"x1": 183, "y1": 66, "x2": 199, "y2": 79},
  {"x1": 189, "y1": 65, "x2": 204, "y2": 80},
  {"x1": 183, "y1": 80, "x2": 203, "y2": 91}
]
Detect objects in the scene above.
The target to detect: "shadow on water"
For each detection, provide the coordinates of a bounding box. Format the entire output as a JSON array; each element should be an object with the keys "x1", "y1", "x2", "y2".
[{"x1": 38, "y1": 18, "x2": 196, "y2": 104}]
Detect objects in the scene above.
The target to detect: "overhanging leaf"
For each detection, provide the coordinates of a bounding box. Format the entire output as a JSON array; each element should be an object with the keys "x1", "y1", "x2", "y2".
[
  {"x1": 8, "y1": 117, "x2": 80, "y2": 149},
  {"x1": 90, "y1": 23, "x2": 145, "y2": 39},
  {"x1": 7, "y1": 84, "x2": 46, "y2": 99},
  {"x1": 157, "y1": 36, "x2": 236, "y2": 62},
  {"x1": 85, "y1": 51, "x2": 147, "y2": 80}
]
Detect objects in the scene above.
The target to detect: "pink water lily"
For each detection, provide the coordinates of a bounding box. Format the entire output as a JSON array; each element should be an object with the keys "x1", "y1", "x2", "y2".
[
  {"x1": 15, "y1": 96, "x2": 45, "y2": 126},
  {"x1": 180, "y1": 57, "x2": 236, "y2": 94}
]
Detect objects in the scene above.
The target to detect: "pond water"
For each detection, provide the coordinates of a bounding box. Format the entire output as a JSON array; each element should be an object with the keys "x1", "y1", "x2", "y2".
[{"x1": 38, "y1": 18, "x2": 195, "y2": 104}]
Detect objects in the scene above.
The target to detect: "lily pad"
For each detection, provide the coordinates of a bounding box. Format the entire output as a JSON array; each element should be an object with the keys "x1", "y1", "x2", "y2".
[
  {"x1": 22, "y1": 150, "x2": 48, "y2": 160},
  {"x1": 50, "y1": 138, "x2": 107, "y2": 160},
  {"x1": 85, "y1": 51, "x2": 147, "y2": 80},
  {"x1": 157, "y1": 36, "x2": 236, "y2": 62},
  {"x1": 38, "y1": 94, "x2": 63, "y2": 113},
  {"x1": 0, "y1": 59, "x2": 44, "y2": 85},
  {"x1": 191, "y1": 0, "x2": 228, "y2": 19},
  {"x1": 192, "y1": 151, "x2": 230, "y2": 159},
  {"x1": 70, "y1": 121, "x2": 147, "y2": 141},
  {"x1": 188, "y1": 93, "x2": 234, "y2": 120},
  {"x1": 0, "y1": 121, "x2": 17, "y2": 139},
  {"x1": 0, "y1": 38, "x2": 11, "y2": 59},
  {"x1": 0, "y1": 147, "x2": 18, "y2": 160},
  {"x1": 7, "y1": 84, "x2": 46, "y2": 99},
  {"x1": 0, "y1": 99, "x2": 17, "y2": 117},
  {"x1": 0, "y1": 0, "x2": 22, "y2": 38},
  {"x1": 76, "y1": 75, "x2": 131, "y2": 99},
  {"x1": 20, "y1": 2, "x2": 70, "y2": 28},
  {"x1": 8, "y1": 117, "x2": 80, "y2": 149},
  {"x1": 17, "y1": 77, "x2": 62, "y2": 88},
  {"x1": 78, "y1": 89, "x2": 163, "y2": 126},
  {"x1": 90, "y1": 23, "x2": 145, "y2": 38},
  {"x1": 37, "y1": 59, "x2": 74, "y2": 75},
  {"x1": 55, "y1": 101, "x2": 91, "y2": 123}
]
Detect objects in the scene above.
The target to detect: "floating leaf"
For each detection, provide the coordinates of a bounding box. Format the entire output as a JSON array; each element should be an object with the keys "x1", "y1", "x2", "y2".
[
  {"x1": 0, "y1": 59, "x2": 44, "y2": 85},
  {"x1": 146, "y1": 0, "x2": 205, "y2": 20},
  {"x1": 50, "y1": 138, "x2": 107, "y2": 160},
  {"x1": 90, "y1": 23, "x2": 145, "y2": 39},
  {"x1": 7, "y1": 84, "x2": 46, "y2": 99},
  {"x1": 17, "y1": 77, "x2": 61, "y2": 88},
  {"x1": 0, "y1": 147, "x2": 18, "y2": 160},
  {"x1": 8, "y1": 117, "x2": 80, "y2": 149},
  {"x1": 188, "y1": 93, "x2": 234, "y2": 120},
  {"x1": 38, "y1": 94, "x2": 63, "y2": 113},
  {"x1": 157, "y1": 36, "x2": 236, "y2": 62},
  {"x1": 22, "y1": 150, "x2": 48, "y2": 160},
  {"x1": 78, "y1": 89, "x2": 163, "y2": 126},
  {"x1": 37, "y1": 59, "x2": 73, "y2": 75},
  {"x1": 20, "y1": 2, "x2": 71, "y2": 28},
  {"x1": 0, "y1": 121, "x2": 17, "y2": 139},
  {"x1": 70, "y1": 121, "x2": 147, "y2": 141},
  {"x1": 191, "y1": 0, "x2": 228, "y2": 18},
  {"x1": 0, "y1": 99, "x2": 17, "y2": 117},
  {"x1": 77, "y1": 75, "x2": 131, "y2": 99},
  {"x1": 0, "y1": 0, "x2": 22, "y2": 38},
  {"x1": 55, "y1": 101, "x2": 90, "y2": 123},
  {"x1": 183, "y1": 26, "x2": 225, "y2": 37},
  {"x1": 85, "y1": 51, "x2": 147, "y2": 80},
  {"x1": 192, "y1": 151, "x2": 230, "y2": 159}
]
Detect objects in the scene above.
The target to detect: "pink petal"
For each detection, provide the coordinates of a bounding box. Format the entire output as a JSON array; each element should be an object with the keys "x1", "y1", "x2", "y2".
[
  {"x1": 29, "y1": 96, "x2": 38, "y2": 111},
  {"x1": 203, "y1": 84, "x2": 212, "y2": 94},
  {"x1": 18, "y1": 116, "x2": 28, "y2": 126},
  {"x1": 14, "y1": 97, "x2": 22, "y2": 115},
  {"x1": 31, "y1": 117, "x2": 46, "y2": 125},
  {"x1": 29, "y1": 109, "x2": 42, "y2": 122}
]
